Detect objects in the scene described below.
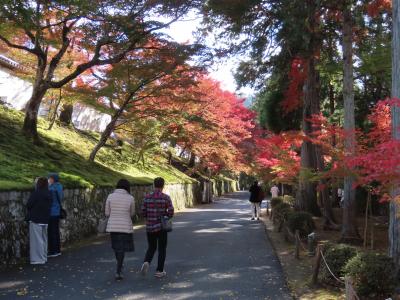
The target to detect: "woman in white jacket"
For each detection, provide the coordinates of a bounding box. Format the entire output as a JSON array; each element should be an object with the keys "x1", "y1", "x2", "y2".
[{"x1": 105, "y1": 179, "x2": 135, "y2": 280}]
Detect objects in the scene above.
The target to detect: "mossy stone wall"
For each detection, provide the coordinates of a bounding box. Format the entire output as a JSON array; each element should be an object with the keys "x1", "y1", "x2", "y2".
[{"x1": 0, "y1": 180, "x2": 237, "y2": 266}]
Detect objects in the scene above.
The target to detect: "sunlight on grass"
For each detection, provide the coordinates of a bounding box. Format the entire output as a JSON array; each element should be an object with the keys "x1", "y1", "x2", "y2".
[{"x1": 0, "y1": 106, "x2": 195, "y2": 190}]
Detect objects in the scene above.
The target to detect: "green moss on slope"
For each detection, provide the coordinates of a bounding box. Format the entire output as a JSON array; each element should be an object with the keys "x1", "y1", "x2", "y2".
[{"x1": 0, "y1": 106, "x2": 195, "y2": 190}]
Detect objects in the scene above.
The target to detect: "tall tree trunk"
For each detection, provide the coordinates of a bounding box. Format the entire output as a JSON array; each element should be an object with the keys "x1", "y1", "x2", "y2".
[
  {"x1": 22, "y1": 85, "x2": 47, "y2": 143},
  {"x1": 315, "y1": 145, "x2": 338, "y2": 229},
  {"x1": 295, "y1": 56, "x2": 321, "y2": 216},
  {"x1": 341, "y1": 2, "x2": 360, "y2": 241},
  {"x1": 48, "y1": 89, "x2": 62, "y2": 130},
  {"x1": 295, "y1": 0, "x2": 321, "y2": 216},
  {"x1": 22, "y1": 57, "x2": 48, "y2": 142},
  {"x1": 59, "y1": 103, "x2": 74, "y2": 126},
  {"x1": 188, "y1": 152, "x2": 196, "y2": 168},
  {"x1": 389, "y1": 0, "x2": 400, "y2": 272},
  {"x1": 329, "y1": 83, "x2": 339, "y2": 206},
  {"x1": 88, "y1": 115, "x2": 118, "y2": 162},
  {"x1": 88, "y1": 96, "x2": 131, "y2": 162}
]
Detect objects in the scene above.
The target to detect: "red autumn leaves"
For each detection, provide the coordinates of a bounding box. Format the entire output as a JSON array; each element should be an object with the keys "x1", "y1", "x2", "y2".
[{"x1": 255, "y1": 98, "x2": 400, "y2": 199}]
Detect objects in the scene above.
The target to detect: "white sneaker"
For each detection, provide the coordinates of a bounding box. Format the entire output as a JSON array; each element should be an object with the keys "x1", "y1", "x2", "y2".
[
  {"x1": 140, "y1": 262, "x2": 149, "y2": 276},
  {"x1": 30, "y1": 261, "x2": 45, "y2": 265},
  {"x1": 48, "y1": 252, "x2": 61, "y2": 258},
  {"x1": 154, "y1": 271, "x2": 166, "y2": 278}
]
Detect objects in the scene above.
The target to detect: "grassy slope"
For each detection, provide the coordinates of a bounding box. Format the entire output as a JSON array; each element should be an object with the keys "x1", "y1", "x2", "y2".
[{"x1": 0, "y1": 106, "x2": 195, "y2": 190}]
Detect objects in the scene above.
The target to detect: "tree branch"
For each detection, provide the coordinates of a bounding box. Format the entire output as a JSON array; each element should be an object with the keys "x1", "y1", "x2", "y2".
[
  {"x1": 0, "y1": 33, "x2": 37, "y2": 55},
  {"x1": 46, "y1": 19, "x2": 79, "y2": 81}
]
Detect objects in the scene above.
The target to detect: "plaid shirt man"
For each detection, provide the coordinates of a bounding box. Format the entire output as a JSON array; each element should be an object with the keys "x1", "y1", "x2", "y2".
[{"x1": 142, "y1": 189, "x2": 174, "y2": 233}]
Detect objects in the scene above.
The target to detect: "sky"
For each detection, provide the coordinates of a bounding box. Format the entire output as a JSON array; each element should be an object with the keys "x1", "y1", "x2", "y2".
[{"x1": 163, "y1": 16, "x2": 255, "y2": 100}]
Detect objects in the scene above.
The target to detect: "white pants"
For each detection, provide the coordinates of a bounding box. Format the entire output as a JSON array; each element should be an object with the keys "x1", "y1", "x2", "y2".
[
  {"x1": 29, "y1": 222, "x2": 48, "y2": 264},
  {"x1": 251, "y1": 202, "x2": 261, "y2": 218}
]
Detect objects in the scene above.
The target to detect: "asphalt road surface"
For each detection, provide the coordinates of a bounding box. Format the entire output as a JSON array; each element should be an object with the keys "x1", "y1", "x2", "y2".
[{"x1": 0, "y1": 191, "x2": 291, "y2": 300}]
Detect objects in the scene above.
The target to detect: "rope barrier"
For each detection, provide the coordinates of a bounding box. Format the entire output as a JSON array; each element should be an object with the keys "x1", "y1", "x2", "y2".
[
  {"x1": 319, "y1": 249, "x2": 345, "y2": 284},
  {"x1": 349, "y1": 284, "x2": 360, "y2": 300}
]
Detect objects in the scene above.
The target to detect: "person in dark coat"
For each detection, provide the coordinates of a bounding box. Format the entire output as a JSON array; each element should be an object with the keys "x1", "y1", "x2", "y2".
[
  {"x1": 47, "y1": 173, "x2": 63, "y2": 257},
  {"x1": 249, "y1": 181, "x2": 262, "y2": 220},
  {"x1": 27, "y1": 177, "x2": 52, "y2": 264}
]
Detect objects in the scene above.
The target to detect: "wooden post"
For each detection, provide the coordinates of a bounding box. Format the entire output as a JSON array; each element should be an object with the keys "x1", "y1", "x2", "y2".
[
  {"x1": 295, "y1": 230, "x2": 300, "y2": 259},
  {"x1": 311, "y1": 244, "x2": 324, "y2": 285},
  {"x1": 345, "y1": 276, "x2": 359, "y2": 300}
]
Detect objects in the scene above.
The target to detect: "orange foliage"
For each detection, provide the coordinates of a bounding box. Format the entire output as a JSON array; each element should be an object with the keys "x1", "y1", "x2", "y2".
[{"x1": 367, "y1": 0, "x2": 392, "y2": 17}]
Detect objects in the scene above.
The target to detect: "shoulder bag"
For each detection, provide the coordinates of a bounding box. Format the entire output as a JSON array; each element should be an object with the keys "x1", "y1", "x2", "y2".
[
  {"x1": 97, "y1": 217, "x2": 109, "y2": 233},
  {"x1": 55, "y1": 190, "x2": 67, "y2": 219},
  {"x1": 160, "y1": 204, "x2": 172, "y2": 232}
]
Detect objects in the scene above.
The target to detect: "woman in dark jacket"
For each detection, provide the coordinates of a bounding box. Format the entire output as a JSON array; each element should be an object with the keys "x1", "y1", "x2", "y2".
[{"x1": 27, "y1": 177, "x2": 52, "y2": 264}]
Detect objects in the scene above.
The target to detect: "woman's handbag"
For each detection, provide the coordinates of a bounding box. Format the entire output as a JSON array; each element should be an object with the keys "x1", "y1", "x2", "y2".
[
  {"x1": 55, "y1": 191, "x2": 67, "y2": 219},
  {"x1": 59, "y1": 208, "x2": 67, "y2": 219},
  {"x1": 160, "y1": 215, "x2": 172, "y2": 232},
  {"x1": 97, "y1": 217, "x2": 109, "y2": 233}
]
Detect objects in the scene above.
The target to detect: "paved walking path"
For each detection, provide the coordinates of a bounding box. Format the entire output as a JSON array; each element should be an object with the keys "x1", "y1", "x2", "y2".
[{"x1": 0, "y1": 192, "x2": 291, "y2": 300}]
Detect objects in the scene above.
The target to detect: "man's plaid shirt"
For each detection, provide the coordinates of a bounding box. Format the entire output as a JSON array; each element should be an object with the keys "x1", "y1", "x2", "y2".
[{"x1": 141, "y1": 189, "x2": 174, "y2": 233}]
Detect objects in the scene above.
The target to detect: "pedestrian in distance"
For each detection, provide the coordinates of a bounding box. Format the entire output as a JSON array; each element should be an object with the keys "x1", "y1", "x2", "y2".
[
  {"x1": 141, "y1": 177, "x2": 174, "y2": 278},
  {"x1": 47, "y1": 173, "x2": 63, "y2": 258},
  {"x1": 338, "y1": 188, "x2": 345, "y2": 207},
  {"x1": 270, "y1": 183, "x2": 280, "y2": 198},
  {"x1": 105, "y1": 179, "x2": 135, "y2": 281},
  {"x1": 249, "y1": 181, "x2": 262, "y2": 220},
  {"x1": 27, "y1": 177, "x2": 52, "y2": 265}
]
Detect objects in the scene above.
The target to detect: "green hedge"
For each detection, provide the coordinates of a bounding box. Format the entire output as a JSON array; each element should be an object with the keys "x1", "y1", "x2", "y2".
[
  {"x1": 283, "y1": 195, "x2": 295, "y2": 206},
  {"x1": 343, "y1": 252, "x2": 395, "y2": 297},
  {"x1": 270, "y1": 197, "x2": 283, "y2": 208},
  {"x1": 273, "y1": 202, "x2": 292, "y2": 230},
  {"x1": 286, "y1": 211, "x2": 315, "y2": 238},
  {"x1": 320, "y1": 244, "x2": 357, "y2": 285}
]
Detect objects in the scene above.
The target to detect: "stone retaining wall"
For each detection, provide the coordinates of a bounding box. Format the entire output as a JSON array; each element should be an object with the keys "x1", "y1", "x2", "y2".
[{"x1": 0, "y1": 180, "x2": 236, "y2": 266}]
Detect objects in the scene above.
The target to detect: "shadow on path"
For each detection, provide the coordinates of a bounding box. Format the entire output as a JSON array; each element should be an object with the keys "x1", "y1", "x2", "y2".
[{"x1": 0, "y1": 191, "x2": 291, "y2": 300}]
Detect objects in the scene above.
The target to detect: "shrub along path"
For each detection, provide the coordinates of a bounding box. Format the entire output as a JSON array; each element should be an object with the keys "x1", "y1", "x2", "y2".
[{"x1": 0, "y1": 192, "x2": 291, "y2": 300}]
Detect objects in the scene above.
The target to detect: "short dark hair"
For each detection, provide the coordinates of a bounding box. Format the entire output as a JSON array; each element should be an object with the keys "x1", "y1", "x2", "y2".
[
  {"x1": 48, "y1": 173, "x2": 60, "y2": 182},
  {"x1": 36, "y1": 177, "x2": 48, "y2": 190},
  {"x1": 154, "y1": 177, "x2": 165, "y2": 189},
  {"x1": 116, "y1": 179, "x2": 130, "y2": 193}
]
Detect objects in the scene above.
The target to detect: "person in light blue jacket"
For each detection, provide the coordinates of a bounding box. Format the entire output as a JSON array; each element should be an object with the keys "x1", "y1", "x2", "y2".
[{"x1": 47, "y1": 173, "x2": 63, "y2": 257}]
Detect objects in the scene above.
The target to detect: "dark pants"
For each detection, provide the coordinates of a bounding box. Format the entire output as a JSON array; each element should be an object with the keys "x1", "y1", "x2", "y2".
[
  {"x1": 144, "y1": 231, "x2": 168, "y2": 272},
  {"x1": 48, "y1": 216, "x2": 60, "y2": 255},
  {"x1": 115, "y1": 251, "x2": 125, "y2": 274}
]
